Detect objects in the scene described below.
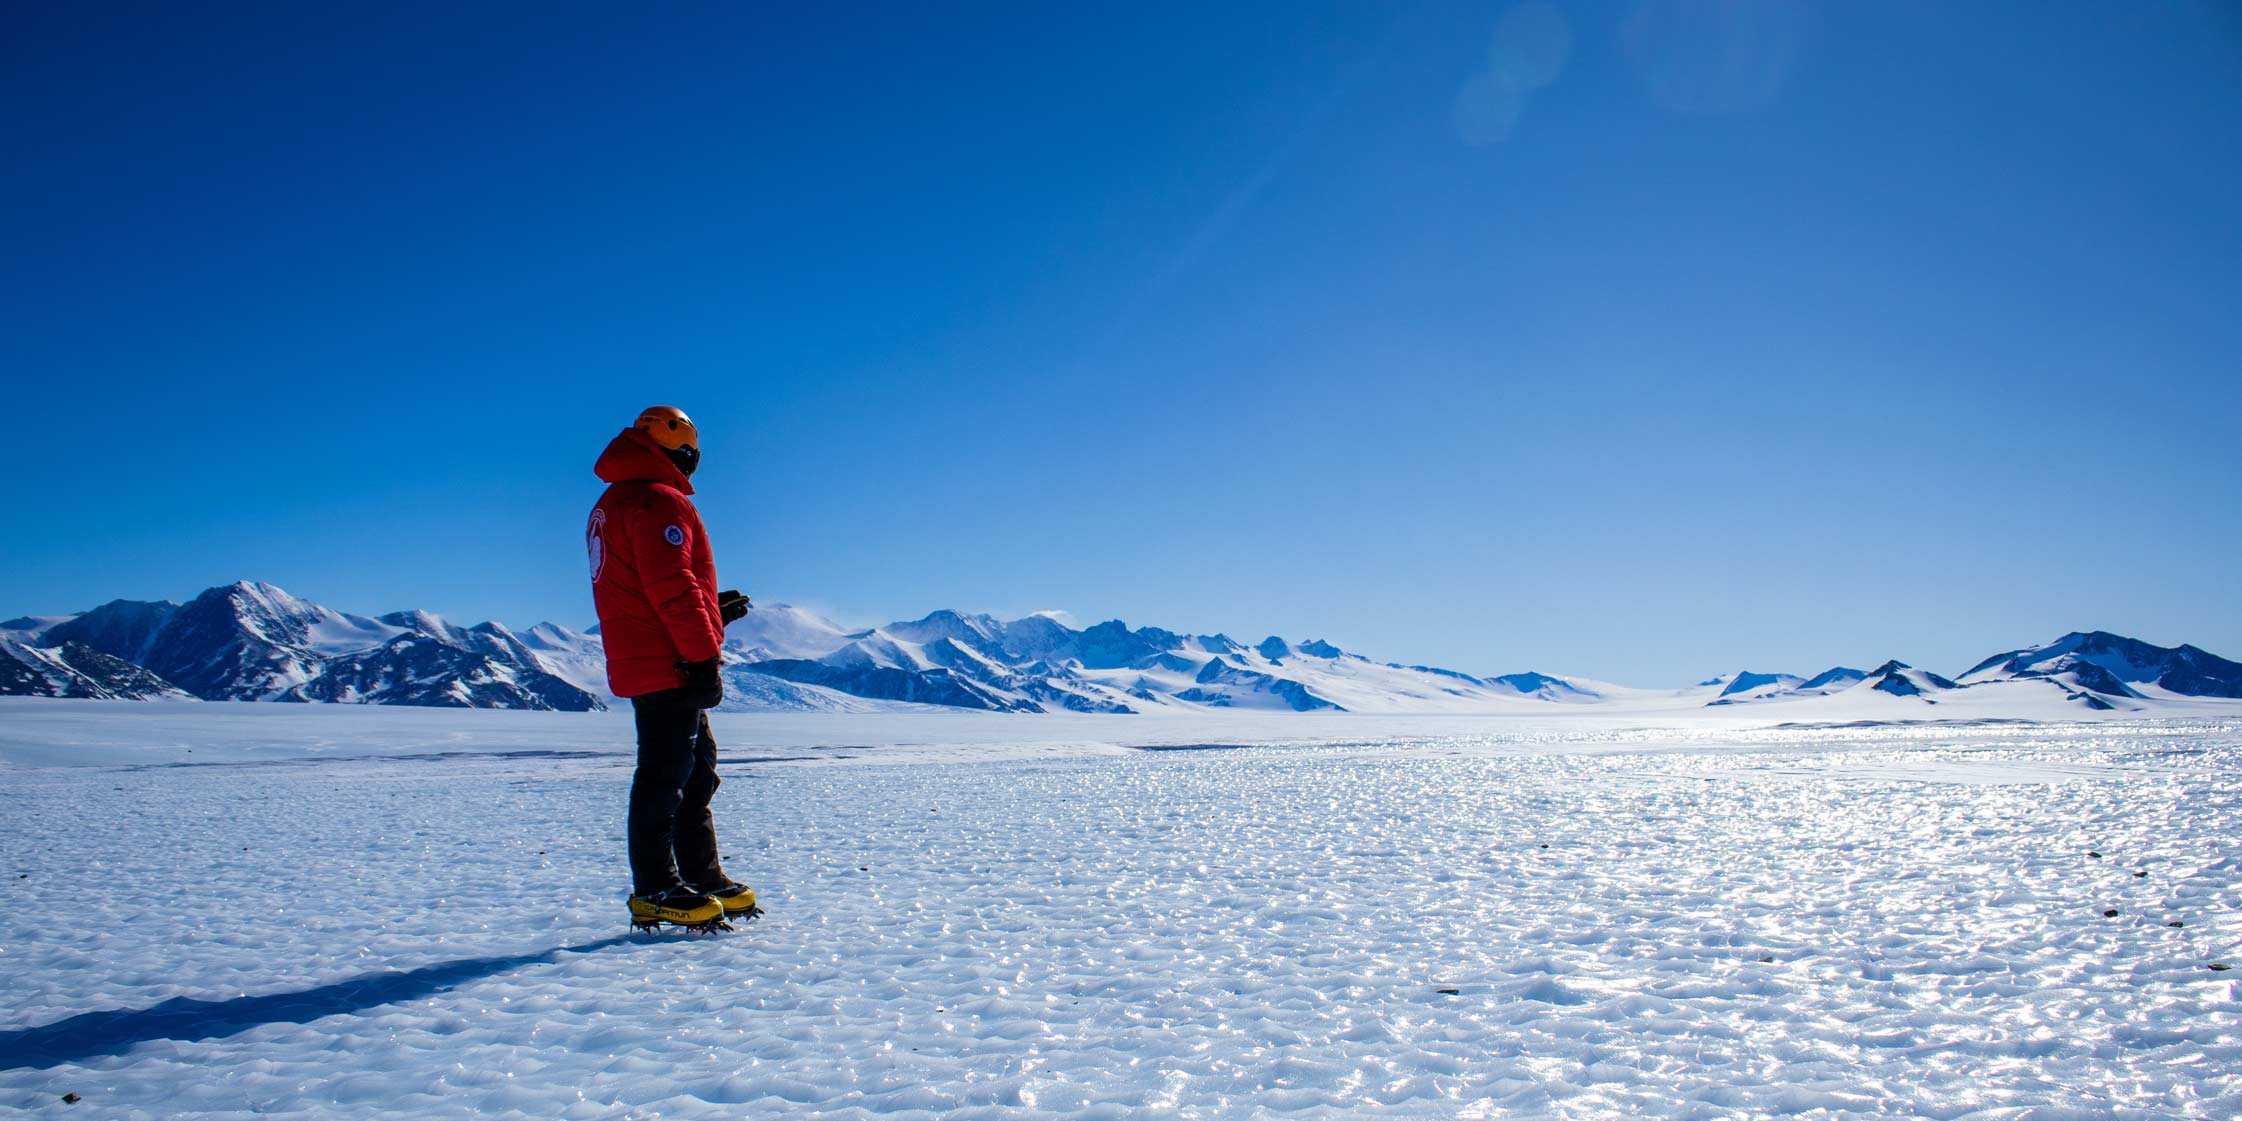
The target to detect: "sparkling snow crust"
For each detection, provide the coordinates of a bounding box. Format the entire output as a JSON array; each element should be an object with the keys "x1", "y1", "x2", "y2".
[{"x1": 1, "y1": 712, "x2": 2236, "y2": 1118}]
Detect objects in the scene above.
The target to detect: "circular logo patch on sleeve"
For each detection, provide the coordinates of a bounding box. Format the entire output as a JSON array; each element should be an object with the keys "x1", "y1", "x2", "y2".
[{"x1": 664, "y1": 524, "x2": 686, "y2": 547}]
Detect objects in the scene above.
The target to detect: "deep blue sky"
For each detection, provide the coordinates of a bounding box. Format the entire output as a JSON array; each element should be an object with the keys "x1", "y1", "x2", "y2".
[{"x1": 6, "y1": 1, "x2": 2239, "y2": 684}]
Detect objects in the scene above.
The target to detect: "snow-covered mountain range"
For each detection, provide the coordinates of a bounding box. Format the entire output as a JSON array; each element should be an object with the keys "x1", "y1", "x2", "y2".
[
  {"x1": 4, "y1": 583, "x2": 2239, "y2": 719},
  {"x1": 1669, "y1": 636, "x2": 2241, "y2": 717},
  {"x1": 1, "y1": 583, "x2": 603, "y2": 710}
]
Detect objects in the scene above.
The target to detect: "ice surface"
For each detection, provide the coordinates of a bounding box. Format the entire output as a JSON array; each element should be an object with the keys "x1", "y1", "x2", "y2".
[{"x1": 1, "y1": 709, "x2": 2237, "y2": 1118}]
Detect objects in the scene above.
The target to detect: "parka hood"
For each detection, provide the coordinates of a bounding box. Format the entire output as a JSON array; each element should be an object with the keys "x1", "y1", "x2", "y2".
[{"x1": 593, "y1": 427, "x2": 694, "y2": 494}]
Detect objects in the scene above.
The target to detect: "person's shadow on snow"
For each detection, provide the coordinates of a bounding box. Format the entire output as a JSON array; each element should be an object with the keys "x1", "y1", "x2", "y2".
[{"x1": 0, "y1": 934, "x2": 647, "y2": 1070}]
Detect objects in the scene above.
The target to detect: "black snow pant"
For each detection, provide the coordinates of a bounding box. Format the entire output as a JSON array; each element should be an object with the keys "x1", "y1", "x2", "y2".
[{"x1": 627, "y1": 688, "x2": 726, "y2": 896}]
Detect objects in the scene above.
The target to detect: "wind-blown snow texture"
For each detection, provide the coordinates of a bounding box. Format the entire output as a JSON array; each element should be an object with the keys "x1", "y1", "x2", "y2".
[{"x1": 1, "y1": 710, "x2": 2236, "y2": 1118}]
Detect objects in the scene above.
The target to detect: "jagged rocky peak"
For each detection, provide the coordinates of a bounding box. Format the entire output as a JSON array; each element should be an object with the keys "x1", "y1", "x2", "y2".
[
  {"x1": 1075, "y1": 621, "x2": 1165, "y2": 670},
  {"x1": 523, "y1": 622, "x2": 583, "y2": 647},
  {"x1": 1000, "y1": 614, "x2": 1081, "y2": 663},
  {"x1": 1715, "y1": 671, "x2": 1801, "y2": 697},
  {"x1": 1797, "y1": 666, "x2": 1866, "y2": 691},
  {"x1": 1962, "y1": 630, "x2": 2242, "y2": 699},
  {"x1": 286, "y1": 630, "x2": 601, "y2": 711},
  {"x1": 184, "y1": 580, "x2": 393, "y2": 651},
  {"x1": 1135, "y1": 626, "x2": 1185, "y2": 651},
  {"x1": 380, "y1": 609, "x2": 460, "y2": 642},
  {"x1": 1490, "y1": 671, "x2": 1597, "y2": 700},
  {"x1": 1863, "y1": 660, "x2": 1958, "y2": 699},
  {"x1": 885, "y1": 609, "x2": 1005, "y2": 647},
  {"x1": 40, "y1": 599, "x2": 180, "y2": 663},
  {"x1": 0, "y1": 639, "x2": 191, "y2": 700}
]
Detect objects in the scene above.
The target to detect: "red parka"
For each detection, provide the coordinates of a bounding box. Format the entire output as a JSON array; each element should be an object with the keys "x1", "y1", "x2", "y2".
[{"x1": 587, "y1": 428, "x2": 724, "y2": 697}]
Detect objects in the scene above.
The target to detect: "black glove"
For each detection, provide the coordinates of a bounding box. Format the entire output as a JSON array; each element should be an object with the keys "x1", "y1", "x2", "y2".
[
  {"x1": 676, "y1": 656, "x2": 724, "y2": 709},
  {"x1": 717, "y1": 589, "x2": 751, "y2": 626}
]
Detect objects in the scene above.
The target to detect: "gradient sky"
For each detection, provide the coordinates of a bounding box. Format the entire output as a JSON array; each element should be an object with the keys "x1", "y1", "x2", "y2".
[{"x1": 6, "y1": 1, "x2": 2239, "y2": 685}]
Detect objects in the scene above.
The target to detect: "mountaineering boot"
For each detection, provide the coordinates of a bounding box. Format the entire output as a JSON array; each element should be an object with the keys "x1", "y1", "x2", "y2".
[
  {"x1": 629, "y1": 885, "x2": 725, "y2": 929},
  {"x1": 697, "y1": 879, "x2": 760, "y2": 919}
]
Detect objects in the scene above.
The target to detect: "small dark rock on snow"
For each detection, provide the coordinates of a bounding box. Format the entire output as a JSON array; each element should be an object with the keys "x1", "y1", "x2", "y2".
[{"x1": 2103, "y1": 909, "x2": 2119, "y2": 917}]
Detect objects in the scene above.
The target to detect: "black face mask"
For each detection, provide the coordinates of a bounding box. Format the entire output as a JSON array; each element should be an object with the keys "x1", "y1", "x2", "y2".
[{"x1": 665, "y1": 444, "x2": 700, "y2": 478}]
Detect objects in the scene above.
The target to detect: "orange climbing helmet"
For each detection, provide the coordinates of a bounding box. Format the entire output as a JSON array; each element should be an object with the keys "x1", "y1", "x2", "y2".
[{"x1": 634, "y1": 405, "x2": 699, "y2": 452}]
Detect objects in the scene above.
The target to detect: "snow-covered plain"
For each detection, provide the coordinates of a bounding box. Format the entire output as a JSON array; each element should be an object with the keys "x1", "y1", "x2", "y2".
[{"x1": 1, "y1": 705, "x2": 2237, "y2": 1118}]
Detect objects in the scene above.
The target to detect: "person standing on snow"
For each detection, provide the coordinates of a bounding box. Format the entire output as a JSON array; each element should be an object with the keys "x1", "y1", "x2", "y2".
[{"x1": 588, "y1": 405, "x2": 757, "y2": 928}]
